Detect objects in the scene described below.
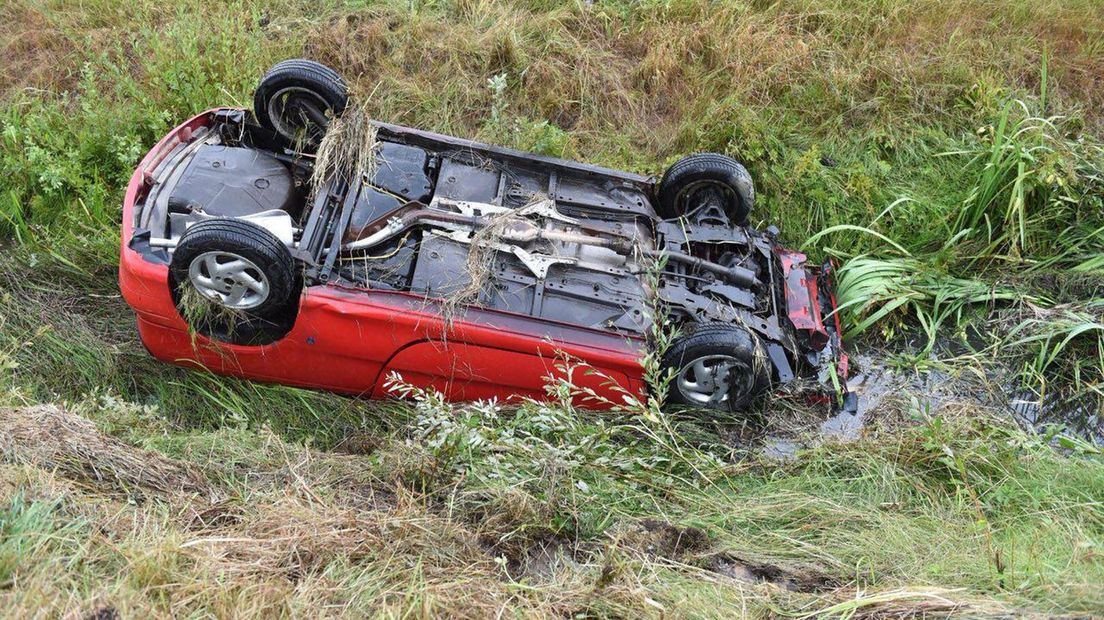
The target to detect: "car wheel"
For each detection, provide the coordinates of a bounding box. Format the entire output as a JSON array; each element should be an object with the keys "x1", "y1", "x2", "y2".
[
  {"x1": 661, "y1": 324, "x2": 770, "y2": 411},
  {"x1": 169, "y1": 219, "x2": 299, "y2": 346},
  {"x1": 656, "y1": 153, "x2": 754, "y2": 226},
  {"x1": 253, "y1": 59, "x2": 348, "y2": 149}
]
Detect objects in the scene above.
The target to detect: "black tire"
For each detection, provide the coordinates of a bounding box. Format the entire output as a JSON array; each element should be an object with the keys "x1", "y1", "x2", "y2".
[
  {"x1": 661, "y1": 324, "x2": 771, "y2": 412},
  {"x1": 253, "y1": 59, "x2": 348, "y2": 148},
  {"x1": 169, "y1": 219, "x2": 299, "y2": 346},
  {"x1": 656, "y1": 153, "x2": 755, "y2": 225}
]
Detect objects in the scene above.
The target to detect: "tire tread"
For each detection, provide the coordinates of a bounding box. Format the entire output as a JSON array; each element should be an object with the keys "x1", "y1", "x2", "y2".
[
  {"x1": 657, "y1": 153, "x2": 755, "y2": 224},
  {"x1": 253, "y1": 59, "x2": 348, "y2": 144}
]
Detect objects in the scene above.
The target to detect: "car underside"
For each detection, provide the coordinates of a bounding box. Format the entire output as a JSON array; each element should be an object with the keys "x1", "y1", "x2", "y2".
[{"x1": 122, "y1": 60, "x2": 849, "y2": 411}]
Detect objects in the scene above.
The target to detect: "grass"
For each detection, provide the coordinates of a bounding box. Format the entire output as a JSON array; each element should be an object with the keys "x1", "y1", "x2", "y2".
[
  {"x1": 1, "y1": 0, "x2": 1103, "y2": 616},
  {"x1": 0, "y1": 391, "x2": 1101, "y2": 617}
]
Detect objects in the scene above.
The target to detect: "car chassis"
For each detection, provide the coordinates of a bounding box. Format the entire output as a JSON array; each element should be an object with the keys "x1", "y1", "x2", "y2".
[{"x1": 120, "y1": 60, "x2": 849, "y2": 411}]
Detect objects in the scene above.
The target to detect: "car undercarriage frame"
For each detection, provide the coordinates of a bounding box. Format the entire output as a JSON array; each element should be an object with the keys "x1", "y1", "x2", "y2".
[{"x1": 120, "y1": 60, "x2": 849, "y2": 411}]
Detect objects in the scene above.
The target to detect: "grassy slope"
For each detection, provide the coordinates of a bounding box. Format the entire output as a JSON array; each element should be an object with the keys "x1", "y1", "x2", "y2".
[{"x1": 1, "y1": 0, "x2": 1103, "y2": 617}]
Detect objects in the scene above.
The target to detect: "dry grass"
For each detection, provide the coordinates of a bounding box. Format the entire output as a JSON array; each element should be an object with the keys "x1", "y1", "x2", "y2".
[
  {"x1": 0, "y1": 404, "x2": 211, "y2": 498},
  {"x1": 309, "y1": 98, "x2": 381, "y2": 201},
  {"x1": 0, "y1": 2, "x2": 78, "y2": 98}
]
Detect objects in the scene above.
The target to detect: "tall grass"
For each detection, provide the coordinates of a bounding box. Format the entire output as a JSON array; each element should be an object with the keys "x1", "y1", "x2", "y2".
[
  {"x1": 947, "y1": 102, "x2": 1104, "y2": 263},
  {"x1": 1, "y1": 2, "x2": 1103, "y2": 613},
  {"x1": 824, "y1": 79, "x2": 1103, "y2": 403},
  {"x1": 832, "y1": 256, "x2": 1026, "y2": 350}
]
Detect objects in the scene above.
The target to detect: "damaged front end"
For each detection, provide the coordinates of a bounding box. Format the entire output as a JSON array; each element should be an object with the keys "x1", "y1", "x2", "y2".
[{"x1": 776, "y1": 249, "x2": 852, "y2": 405}]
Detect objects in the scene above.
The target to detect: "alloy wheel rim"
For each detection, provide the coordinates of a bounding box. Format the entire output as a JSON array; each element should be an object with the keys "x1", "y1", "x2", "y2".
[
  {"x1": 676, "y1": 354, "x2": 749, "y2": 405},
  {"x1": 187, "y1": 251, "x2": 270, "y2": 310}
]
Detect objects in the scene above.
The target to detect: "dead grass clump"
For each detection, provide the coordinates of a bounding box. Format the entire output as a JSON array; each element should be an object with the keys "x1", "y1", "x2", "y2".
[
  {"x1": 439, "y1": 207, "x2": 519, "y2": 322},
  {"x1": 175, "y1": 282, "x2": 247, "y2": 340},
  {"x1": 0, "y1": 404, "x2": 212, "y2": 498},
  {"x1": 309, "y1": 98, "x2": 380, "y2": 200}
]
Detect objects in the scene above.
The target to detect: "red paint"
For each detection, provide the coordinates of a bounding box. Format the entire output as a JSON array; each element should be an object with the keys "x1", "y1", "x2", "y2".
[
  {"x1": 776, "y1": 249, "x2": 829, "y2": 349},
  {"x1": 119, "y1": 111, "x2": 647, "y2": 408}
]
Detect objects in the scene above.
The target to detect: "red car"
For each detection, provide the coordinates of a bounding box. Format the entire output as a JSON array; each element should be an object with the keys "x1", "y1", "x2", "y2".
[{"x1": 120, "y1": 60, "x2": 848, "y2": 411}]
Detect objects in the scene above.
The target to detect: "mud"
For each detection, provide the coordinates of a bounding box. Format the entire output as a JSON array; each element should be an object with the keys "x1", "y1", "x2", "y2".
[
  {"x1": 707, "y1": 552, "x2": 836, "y2": 593},
  {"x1": 636, "y1": 518, "x2": 712, "y2": 556},
  {"x1": 759, "y1": 344, "x2": 1103, "y2": 458},
  {"x1": 619, "y1": 519, "x2": 837, "y2": 593},
  {"x1": 1005, "y1": 390, "x2": 1103, "y2": 443}
]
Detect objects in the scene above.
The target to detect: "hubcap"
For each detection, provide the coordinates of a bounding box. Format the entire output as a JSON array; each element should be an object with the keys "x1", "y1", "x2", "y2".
[
  {"x1": 187, "y1": 251, "x2": 270, "y2": 310},
  {"x1": 676, "y1": 354, "x2": 748, "y2": 405}
]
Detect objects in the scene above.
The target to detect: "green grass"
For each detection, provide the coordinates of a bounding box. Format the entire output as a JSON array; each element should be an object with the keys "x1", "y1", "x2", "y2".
[
  {"x1": 1, "y1": 0, "x2": 1103, "y2": 616},
  {"x1": 1, "y1": 391, "x2": 1101, "y2": 617}
]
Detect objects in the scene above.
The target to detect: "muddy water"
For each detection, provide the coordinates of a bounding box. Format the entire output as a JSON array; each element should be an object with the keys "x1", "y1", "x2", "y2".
[
  {"x1": 1005, "y1": 390, "x2": 1103, "y2": 441},
  {"x1": 760, "y1": 350, "x2": 1103, "y2": 458}
]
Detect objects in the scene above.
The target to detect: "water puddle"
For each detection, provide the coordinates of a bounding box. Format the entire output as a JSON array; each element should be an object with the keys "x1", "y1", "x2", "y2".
[
  {"x1": 758, "y1": 347, "x2": 1103, "y2": 458},
  {"x1": 1004, "y1": 390, "x2": 1103, "y2": 442}
]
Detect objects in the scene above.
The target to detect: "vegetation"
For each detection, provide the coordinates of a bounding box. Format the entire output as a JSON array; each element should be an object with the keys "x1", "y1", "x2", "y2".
[{"x1": 1, "y1": 0, "x2": 1102, "y2": 617}]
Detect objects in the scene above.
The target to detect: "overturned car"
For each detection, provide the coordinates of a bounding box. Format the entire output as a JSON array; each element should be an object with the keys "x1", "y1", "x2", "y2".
[{"x1": 120, "y1": 60, "x2": 848, "y2": 411}]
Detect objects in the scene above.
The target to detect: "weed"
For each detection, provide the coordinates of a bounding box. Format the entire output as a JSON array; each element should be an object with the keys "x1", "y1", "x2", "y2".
[{"x1": 2, "y1": 0, "x2": 1104, "y2": 616}]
